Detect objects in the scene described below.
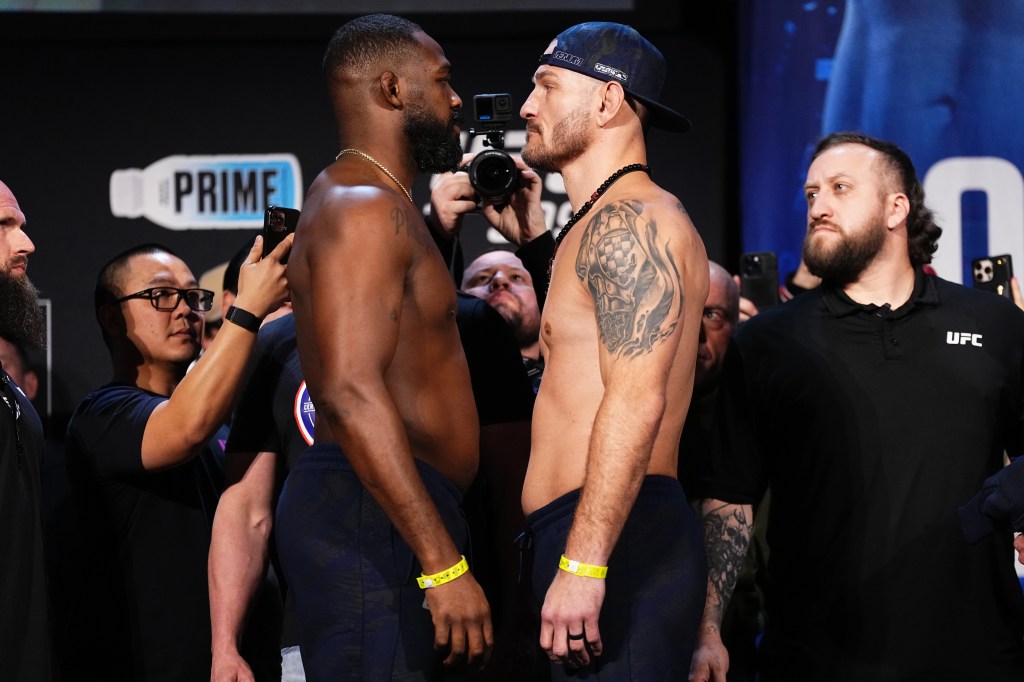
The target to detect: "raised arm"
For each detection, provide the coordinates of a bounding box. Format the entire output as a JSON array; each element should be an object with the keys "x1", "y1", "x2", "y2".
[
  {"x1": 139, "y1": 235, "x2": 292, "y2": 471},
  {"x1": 540, "y1": 198, "x2": 706, "y2": 666},
  {"x1": 428, "y1": 153, "x2": 547, "y2": 248}
]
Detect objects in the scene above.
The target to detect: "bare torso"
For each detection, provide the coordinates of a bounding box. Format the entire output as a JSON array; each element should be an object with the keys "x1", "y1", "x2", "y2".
[
  {"x1": 522, "y1": 183, "x2": 708, "y2": 515},
  {"x1": 290, "y1": 166, "x2": 479, "y2": 491}
]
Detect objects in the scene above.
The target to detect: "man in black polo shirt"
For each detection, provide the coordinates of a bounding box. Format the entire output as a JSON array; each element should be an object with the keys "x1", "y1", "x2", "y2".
[{"x1": 689, "y1": 132, "x2": 1024, "y2": 681}]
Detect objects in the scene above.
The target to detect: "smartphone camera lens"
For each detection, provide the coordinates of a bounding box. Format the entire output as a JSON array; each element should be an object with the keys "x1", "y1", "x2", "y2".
[
  {"x1": 974, "y1": 260, "x2": 993, "y2": 283},
  {"x1": 268, "y1": 209, "x2": 286, "y2": 232},
  {"x1": 742, "y1": 256, "x2": 763, "y2": 277}
]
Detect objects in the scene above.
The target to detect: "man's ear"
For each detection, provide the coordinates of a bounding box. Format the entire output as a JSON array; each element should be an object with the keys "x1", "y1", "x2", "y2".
[
  {"x1": 381, "y1": 71, "x2": 402, "y2": 107},
  {"x1": 21, "y1": 370, "x2": 38, "y2": 402},
  {"x1": 220, "y1": 289, "x2": 236, "y2": 320},
  {"x1": 596, "y1": 81, "x2": 627, "y2": 126},
  {"x1": 887, "y1": 192, "x2": 910, "y2": 230}
]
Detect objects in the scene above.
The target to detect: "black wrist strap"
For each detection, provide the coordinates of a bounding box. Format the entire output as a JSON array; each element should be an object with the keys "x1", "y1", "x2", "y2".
[{"x1": 225, "y1": 305, "x2": 262, "y2": 333}]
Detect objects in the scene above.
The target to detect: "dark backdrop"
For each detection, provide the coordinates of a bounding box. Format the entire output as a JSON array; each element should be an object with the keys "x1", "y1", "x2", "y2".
[{"x1": 3, "y1": 5, "x2": 738, "y2": 436}]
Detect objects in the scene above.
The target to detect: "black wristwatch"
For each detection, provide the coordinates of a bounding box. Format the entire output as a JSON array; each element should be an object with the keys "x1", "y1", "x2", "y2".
[{"x1": 225, "y1": 305, "x2": 262, "y2": 333}]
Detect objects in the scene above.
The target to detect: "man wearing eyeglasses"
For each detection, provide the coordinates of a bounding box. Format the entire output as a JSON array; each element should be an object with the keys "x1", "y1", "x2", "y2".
[{"x1": 58, "y1": 239, "x2": 290, "y2": 681}]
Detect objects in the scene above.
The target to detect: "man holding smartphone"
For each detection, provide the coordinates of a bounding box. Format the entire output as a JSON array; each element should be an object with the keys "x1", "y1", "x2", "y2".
[
  {"x1": 56, "y1": 237, "x2": 290, "y2": 680},
  {"x1": 690, "y1": 133, "x2": 1024, "y2": 681}
]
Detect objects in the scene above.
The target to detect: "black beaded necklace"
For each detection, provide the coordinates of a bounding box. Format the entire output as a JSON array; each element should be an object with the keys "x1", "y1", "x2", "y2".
[{"x1": 548, "y1": 163, "x2": 650, "y2": 280}]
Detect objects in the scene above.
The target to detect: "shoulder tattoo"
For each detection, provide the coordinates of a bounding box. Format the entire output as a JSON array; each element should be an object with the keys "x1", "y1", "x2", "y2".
[
  {"x1": 574, "y1": 200, "x2": 683, "y2": 357},
  {"x1": 391, "y1": 206, "x2": 407, "y2": 236},
  {"x1": 390, "y1": 205, "x2": 432, "y2": 249}
]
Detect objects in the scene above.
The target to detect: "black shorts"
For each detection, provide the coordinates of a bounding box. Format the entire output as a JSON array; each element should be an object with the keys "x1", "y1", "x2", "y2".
[
  {"x1": 276, "y1": 443, "x2": 468, "y2": 681},
  {"x1": 526, "y1": 476, "x2": 706, "y2": 681}
]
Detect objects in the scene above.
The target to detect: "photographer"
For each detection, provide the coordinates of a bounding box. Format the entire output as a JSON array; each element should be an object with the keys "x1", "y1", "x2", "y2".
[{"x1": 428, "y1": 147, "x2": 552, "y2": 308}]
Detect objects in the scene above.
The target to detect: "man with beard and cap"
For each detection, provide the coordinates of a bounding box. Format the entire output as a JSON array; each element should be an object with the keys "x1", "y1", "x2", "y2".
[
  {"x1": 0, "y1": 179, "x2": 52, "y2": 680},
  {"x1": 516, "y1": 21, "x2": 710, "y2": 680},
  {"x1": 275, "y1": 14, "x2": 492, "y2": 680},
  {"x1": 689, "y1": 132, "x2": 1024, "y2": 681}
]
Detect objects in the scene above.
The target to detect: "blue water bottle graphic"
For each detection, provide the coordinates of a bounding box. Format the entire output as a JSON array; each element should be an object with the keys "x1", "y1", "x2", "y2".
[{"x1": 110, "y1": 153, "x2": 303, "y2": 229}]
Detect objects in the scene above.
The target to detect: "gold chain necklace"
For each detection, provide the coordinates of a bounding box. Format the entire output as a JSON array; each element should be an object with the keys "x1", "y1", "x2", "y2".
[{"x1": 335, "y1": 148, "x2": 414, "y2": 204}]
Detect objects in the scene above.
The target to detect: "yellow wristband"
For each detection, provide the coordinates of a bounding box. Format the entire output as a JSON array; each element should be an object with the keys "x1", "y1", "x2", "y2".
[
  {"x1": 559, "y1": 554, "x2": 608, "y2": 579},
  {"x1": 417, "y1": 556, "x2": 469, "y2": 589}
]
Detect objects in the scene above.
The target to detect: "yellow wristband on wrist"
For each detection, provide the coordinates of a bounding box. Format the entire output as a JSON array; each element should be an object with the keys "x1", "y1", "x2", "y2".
[
  {"x1": 559, "y1": 554, "x2": 608, "y2": 579},
  {"x1": 417, "y1": 556, "x2": 469, "y2": 589}
]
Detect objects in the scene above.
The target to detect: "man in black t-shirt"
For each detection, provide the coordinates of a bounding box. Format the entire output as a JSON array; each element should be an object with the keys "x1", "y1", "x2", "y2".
[
  {"x1": 690, "y1": 133, "x2": 1024, "y2": 682},
  {"x1": 59, "y1": 240, "x2": 290, "y2": 681}
]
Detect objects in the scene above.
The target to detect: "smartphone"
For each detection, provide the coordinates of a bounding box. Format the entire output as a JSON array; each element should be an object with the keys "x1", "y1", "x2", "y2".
[
  {"x1": 739, "y1": 251, "x2": 779, "y2": 310},
  {"x1": 971, "y1": 254, "x2": 1013, "y2": 298},
  {"x1": 262, "y1": 206, "x2": 301, "y2": 262}
]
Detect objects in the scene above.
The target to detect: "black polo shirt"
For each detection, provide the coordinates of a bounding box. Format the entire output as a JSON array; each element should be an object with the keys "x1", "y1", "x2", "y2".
[{"x1": 695, "y1": 270, "x2": 1024, "y2": 680}]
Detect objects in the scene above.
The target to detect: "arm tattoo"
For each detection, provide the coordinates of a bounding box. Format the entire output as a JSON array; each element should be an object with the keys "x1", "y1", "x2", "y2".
[
  {"x1": 575, "y1": 200, "x2": 683, "y2": 357},
  {"x1": 700, "y1": 504, "x2": 752, "y2": 619}
]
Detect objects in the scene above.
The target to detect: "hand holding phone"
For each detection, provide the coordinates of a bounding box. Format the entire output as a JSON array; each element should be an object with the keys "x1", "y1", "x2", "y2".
[
  {"x1": 262, "y1": 206, "x2": 301, "y2": 263},
  {"x1": 739, "y1": 251, "x2": 779, "y2": 311},
  {"x1": 971, "y1": 254, "x2": 1013, "y2": 299}
]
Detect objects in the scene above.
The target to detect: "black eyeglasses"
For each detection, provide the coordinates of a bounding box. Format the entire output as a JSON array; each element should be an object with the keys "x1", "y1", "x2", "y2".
[{"x1": 116, "y1": 287, "x2": 215, "y2": 313}]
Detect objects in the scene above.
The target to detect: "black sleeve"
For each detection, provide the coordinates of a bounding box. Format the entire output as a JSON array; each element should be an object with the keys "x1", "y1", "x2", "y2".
[
  {"x1": 67, "y1": 385, "x2": 163, "y2": 477},
  {"x1": 226, "y1": 323, "x2": 285, "y2": 456},
  {"x1": 691, "y1": 337, "x2": 768, "y2": 505},
  {"x1": 515, "y1": 232, "x2": 555, "y2": 313},
  {"x1": 456, "y1": 293, "x2": 535, "y2": 426}
]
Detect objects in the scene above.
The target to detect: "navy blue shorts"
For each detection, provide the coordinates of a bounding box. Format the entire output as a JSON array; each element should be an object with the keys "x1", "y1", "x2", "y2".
[
  {"x1": 275, "y1": 444, "x2": 468, "y2": 681},
  {"x1": 526, "y1": 476, "x2": 706, "y2": 681}
]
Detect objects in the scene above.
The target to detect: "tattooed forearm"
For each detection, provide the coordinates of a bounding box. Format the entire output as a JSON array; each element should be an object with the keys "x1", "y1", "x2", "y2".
[
  {"x1": 575, "y1": 200, "x2": 683, "y2": 357},
  {"x1": 700, "y1": 502, "x2": 752, "y2": 624}
]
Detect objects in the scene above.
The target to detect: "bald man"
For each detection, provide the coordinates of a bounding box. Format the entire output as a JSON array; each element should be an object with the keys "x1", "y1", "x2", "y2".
[
  {"x1": 462, "y1": 250, "x2": 543, "y2": 391},
  {"x1": 0, "y1": 179, "x2": 51, "y2": 680}
]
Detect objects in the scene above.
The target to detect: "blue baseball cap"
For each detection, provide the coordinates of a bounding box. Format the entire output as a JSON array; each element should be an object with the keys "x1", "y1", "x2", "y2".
[{"x1": 537, "y1": 22, "x2": 691, "y2": 133}]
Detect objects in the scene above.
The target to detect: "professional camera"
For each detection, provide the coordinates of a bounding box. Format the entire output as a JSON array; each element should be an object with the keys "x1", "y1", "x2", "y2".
[{"x1": 463, "y1": 93, "x2": 519, "y2": 203}]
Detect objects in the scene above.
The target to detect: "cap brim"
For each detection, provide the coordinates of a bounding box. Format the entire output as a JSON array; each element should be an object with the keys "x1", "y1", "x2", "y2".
[{"x1": 634, "y1": 95, "x2": 691, "y2": 133}]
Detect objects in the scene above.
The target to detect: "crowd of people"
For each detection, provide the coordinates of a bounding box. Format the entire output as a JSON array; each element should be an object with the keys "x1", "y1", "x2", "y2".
[{"x1": 4, "y1": 11, "x2": 1024, "y2": 682}]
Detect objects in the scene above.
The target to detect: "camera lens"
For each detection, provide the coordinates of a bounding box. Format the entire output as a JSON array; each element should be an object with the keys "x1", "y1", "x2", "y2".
[
  {"x1": 268, "y1": 210, "x2": 286, "y2": 232},
  {"x1": 742, "y1": 257, "x2": 763, "y2": 277},
  {"x1": 469, "y1": 149, "x2": 518, "y2": 200}
]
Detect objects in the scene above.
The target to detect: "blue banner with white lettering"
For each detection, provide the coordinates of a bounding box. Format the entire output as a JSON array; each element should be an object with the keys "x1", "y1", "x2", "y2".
[{"x1": 741, "y1": 0, "x2": 1024, "y2": 286}]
